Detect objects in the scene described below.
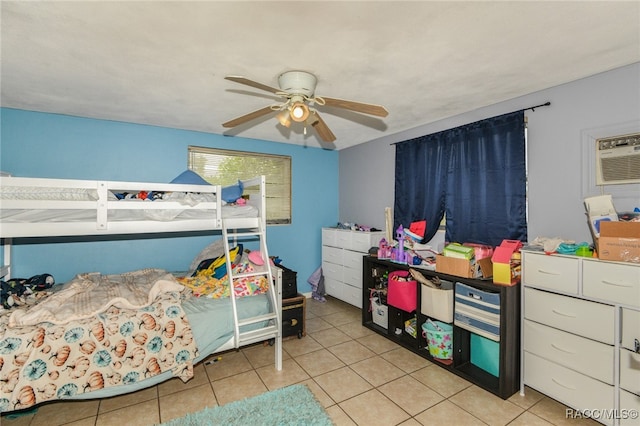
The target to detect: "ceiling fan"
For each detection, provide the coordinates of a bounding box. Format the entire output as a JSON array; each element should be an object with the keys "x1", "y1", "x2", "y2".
[{"x1": 222, "y1": 70, "x2": 388, "y2": 143}]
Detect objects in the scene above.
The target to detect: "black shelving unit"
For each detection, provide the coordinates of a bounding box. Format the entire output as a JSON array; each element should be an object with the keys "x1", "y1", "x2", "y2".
[{"x1": 362, "y1": 255, "x2": 520, "y2": 399}]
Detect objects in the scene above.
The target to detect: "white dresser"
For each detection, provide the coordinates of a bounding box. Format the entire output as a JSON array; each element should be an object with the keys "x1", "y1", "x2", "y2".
[
  {"x1": 521, "y1": 250, "x2": 640, "y2": 426},
  {"x1": 321, "y1": 228, "x2": 385, "y2": 308}
]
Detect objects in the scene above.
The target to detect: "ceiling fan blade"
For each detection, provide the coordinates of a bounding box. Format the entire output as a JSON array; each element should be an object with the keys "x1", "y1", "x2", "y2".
[
  {"x1": 310, "y1": 112, "x2": 336, "y2": 143},
  {"x1": 222, "y1": 106, "x2": 275, "y2": 128},
  {"x1": 225, "y1": 76, "x2": 281, "y2": 95},
  {"x1": 321, "y1": 96, "x2": 389, "y2": 117}
]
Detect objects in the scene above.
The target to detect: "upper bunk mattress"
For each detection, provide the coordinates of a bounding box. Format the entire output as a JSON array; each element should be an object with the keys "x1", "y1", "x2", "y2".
[{"x1": 0, "y1": 204, "x2": 258, "y2": 222}]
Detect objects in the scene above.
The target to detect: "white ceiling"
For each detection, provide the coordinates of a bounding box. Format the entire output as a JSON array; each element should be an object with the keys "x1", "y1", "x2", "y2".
[{"x1": 2, "y1": 1, "x2": 639, "y2": 150}]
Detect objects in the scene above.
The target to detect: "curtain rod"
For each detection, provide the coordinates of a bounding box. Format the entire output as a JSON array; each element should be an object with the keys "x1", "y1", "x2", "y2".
[
  {"x1": 390, "y1": 101, "x2": 551, "y2": 145},
  {"x1": 525, "y1": 101, "x2": 551, "y2": 112}
]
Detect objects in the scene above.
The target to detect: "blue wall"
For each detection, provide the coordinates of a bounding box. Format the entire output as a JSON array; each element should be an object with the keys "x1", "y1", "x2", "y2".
[{"x1": 0, "y1": 108, "x2": 339, "y2": 292}]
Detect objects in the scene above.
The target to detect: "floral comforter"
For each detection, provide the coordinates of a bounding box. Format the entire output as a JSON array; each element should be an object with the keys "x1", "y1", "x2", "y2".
[{"x1": 0, "y1": 269, "x2": 198, "y2": 413}]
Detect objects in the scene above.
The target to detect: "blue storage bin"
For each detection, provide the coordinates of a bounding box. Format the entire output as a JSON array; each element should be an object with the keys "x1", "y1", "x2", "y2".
[{"x1": 454, "y1": 282, "x2": 500, "y2": 341}]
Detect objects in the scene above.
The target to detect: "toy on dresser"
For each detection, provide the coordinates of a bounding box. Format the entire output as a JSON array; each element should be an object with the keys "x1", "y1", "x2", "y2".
[{"x1": 377, "y1": 225, "x2": 413, "y2": 264}]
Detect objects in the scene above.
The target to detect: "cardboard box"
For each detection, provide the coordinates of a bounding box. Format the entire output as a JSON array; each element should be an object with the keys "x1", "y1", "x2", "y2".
[
  {"x1": 477, "y1": 257, "x2": 493, "y2": 279},
  {"x1": 435, "y1": 255, "x2": 493, "y2": 279},
  {"x1": 598, "y1": 221, "x2": 640, "y2": 263},
  {"x1": 491, "y1": 240, "x2": 522, "y2": 286},
  {"x1": 436, "y1": 255, "x2": 475, "y2": 278}
]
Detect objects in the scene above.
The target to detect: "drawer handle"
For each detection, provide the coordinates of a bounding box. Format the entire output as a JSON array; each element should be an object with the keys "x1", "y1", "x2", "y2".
[
  {"x1": 601, "y1": 280, "x2": 632, "y2": 288},
  {"x1": 538, "y1": 269, "x2": 560, "y2": 275},
  {"x1": 551, "y1": 343, "x2": 576, "y2": 354},
  {"x1": 552, "y1": 309, "x2": 576, "y2": 318},
  {"x1": 552, "y1": 378, "x2": 576, "y2": 390}
]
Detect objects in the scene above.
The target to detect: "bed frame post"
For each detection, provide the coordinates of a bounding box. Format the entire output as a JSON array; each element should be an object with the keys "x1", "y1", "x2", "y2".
[{"x1": 2, "y1": 238, "x2": 11, "y2": 279}]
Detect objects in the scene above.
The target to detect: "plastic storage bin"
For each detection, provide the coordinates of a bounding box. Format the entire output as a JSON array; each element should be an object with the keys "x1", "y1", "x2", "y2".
[{"x1": 422, "y1": 320, "x2": 453, "y2": 360}]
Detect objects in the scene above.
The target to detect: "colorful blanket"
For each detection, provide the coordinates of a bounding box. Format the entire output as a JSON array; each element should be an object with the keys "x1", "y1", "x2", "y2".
[
  {"x1": 0, "y1": 270, "x2": 198, "y2": 412},
  {"x1": 177, "y1": 252, "x2": 269, "y2": 298}
]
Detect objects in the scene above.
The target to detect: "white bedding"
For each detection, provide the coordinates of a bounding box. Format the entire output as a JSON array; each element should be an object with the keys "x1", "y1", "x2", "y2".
[{"x1": 0, "y1": 185, "x2": 99, "y2": 201}]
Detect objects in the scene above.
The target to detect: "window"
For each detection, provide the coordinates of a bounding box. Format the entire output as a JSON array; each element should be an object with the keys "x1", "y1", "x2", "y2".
[{"x1": 188, "y1": 146, "x2": 291, "y2": 225}]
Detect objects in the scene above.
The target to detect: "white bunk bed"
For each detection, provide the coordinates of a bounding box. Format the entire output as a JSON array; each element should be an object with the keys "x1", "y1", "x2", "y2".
[{"x1": 0, "y1": 175, "x2": 282, "y2": 413}]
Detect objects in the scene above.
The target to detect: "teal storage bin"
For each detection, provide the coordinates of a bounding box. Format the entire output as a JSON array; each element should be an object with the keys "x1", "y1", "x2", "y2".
[
  {"x1": 421, "y1": 320, "x2": 453, "y2": 360},
  {"x1": 471, "y1": 333, "x2": 499, "y2": 377}
]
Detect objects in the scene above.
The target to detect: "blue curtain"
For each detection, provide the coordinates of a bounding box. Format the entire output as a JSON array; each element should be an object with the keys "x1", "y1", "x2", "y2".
[
  {"x1": 394, "y1": 110, "x2": 526, "y2": 247},
  {"x1": 394, "y1": 132, "x2": 450, "y2": 244}
]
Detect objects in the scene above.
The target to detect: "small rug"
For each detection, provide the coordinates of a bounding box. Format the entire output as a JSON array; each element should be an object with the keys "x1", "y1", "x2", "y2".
[{"x1": 158, "y1": 383, "x2": 333, "y2": 426}]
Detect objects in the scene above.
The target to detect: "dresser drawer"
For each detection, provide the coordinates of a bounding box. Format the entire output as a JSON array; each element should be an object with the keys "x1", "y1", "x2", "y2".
[
  {"x1": 524, "y1": 287, "x2": 615, "y2": 344},
  {"x1": 342, "y1": 249, "x2": 365, "y2": 268},
  {"x1": 322, "y1": 228, "x2": 338, "y2": 247},
  {"x1": 620, "y1": 389, "x2": 640, "y2": 425},
  {"x1": 324, "y1": 277, "x2": 343, "y2": 298},
  {"x1": 524, "y1": 319, "x2": 614, "y2": 384},
  {"x1": 524, "y1": 352, "x2": 614, "y2": 425},
  {"x1": 583, "y1": 259, "x2": 640, "y2": 308},
  {"x1": 336, "y1": 230, "x2": 352, "y2": 248},
  {"x1": 322, "y1": 245, "x2": 343, "y2": 265},
  {"x1": 350, "y1": 231, "x2": 384, "y2": 252},
  {"x1": 343, "y1": 266, "x2": 362, "y2": 288},
  {"x1": 522, "y1": 252, "x2": 579, "y2": 294},
  {"x1": 342, "y1": 283, "x2": 362, "y2": 308},
  {"x1": 622, "y1": 308, "x2": 640, "y2": 352},
  {"x1": 322, "y1": 261, "x2": 342, "y2": 281},
  {"x1": 620, "y1": 348, "x2": 640, "y2": 396}
]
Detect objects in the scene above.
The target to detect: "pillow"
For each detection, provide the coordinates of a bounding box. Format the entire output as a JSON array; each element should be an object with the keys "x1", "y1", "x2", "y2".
[
  {"x1": 248, "y1": 250, "x2": 265, "y2": 266},
  {"x1": 170, "y1": 170, "x2": 211, "y2": 185},
  {"x1": 221, "y1": 180, "x2": 244, "y2": 203}
]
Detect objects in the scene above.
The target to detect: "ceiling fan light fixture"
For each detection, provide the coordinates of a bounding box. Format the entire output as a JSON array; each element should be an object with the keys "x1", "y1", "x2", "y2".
[
  {"x1": 290, "y1": 102, "x2": 309, "y2": 122},
  {"x1": 306, "y1": 113, "x2": 319, "y2": 127},
  {"x1": 276, "y1": 109, "x2": 292, "y2": 127}
]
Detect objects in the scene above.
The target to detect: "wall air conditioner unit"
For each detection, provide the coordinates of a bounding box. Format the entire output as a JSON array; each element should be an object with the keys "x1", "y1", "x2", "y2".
[{"x1": 595, "y1": 132, "x2": 640, "y2": 185}]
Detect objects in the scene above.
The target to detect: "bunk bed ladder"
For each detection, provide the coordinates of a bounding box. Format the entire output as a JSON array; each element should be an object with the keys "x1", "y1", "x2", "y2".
[{"x1": 222, "y1": 218, "x2": 282, "y2": 358}]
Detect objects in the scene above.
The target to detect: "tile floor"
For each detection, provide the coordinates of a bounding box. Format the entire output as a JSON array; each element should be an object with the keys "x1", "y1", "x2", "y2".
[{"x1": 1, "y1": 296, "x2": 600, "y2": 426}]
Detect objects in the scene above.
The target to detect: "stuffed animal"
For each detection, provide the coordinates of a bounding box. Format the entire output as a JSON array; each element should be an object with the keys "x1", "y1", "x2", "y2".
[{"x1": 221, "y1": 180, "x2": 244, "y2": 203}]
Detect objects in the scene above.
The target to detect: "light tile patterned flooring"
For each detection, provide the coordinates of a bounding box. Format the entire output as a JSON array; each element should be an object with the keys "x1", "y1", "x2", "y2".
[{"x1": 1, "y1": 296, "x2": 600, "y2": 426}]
